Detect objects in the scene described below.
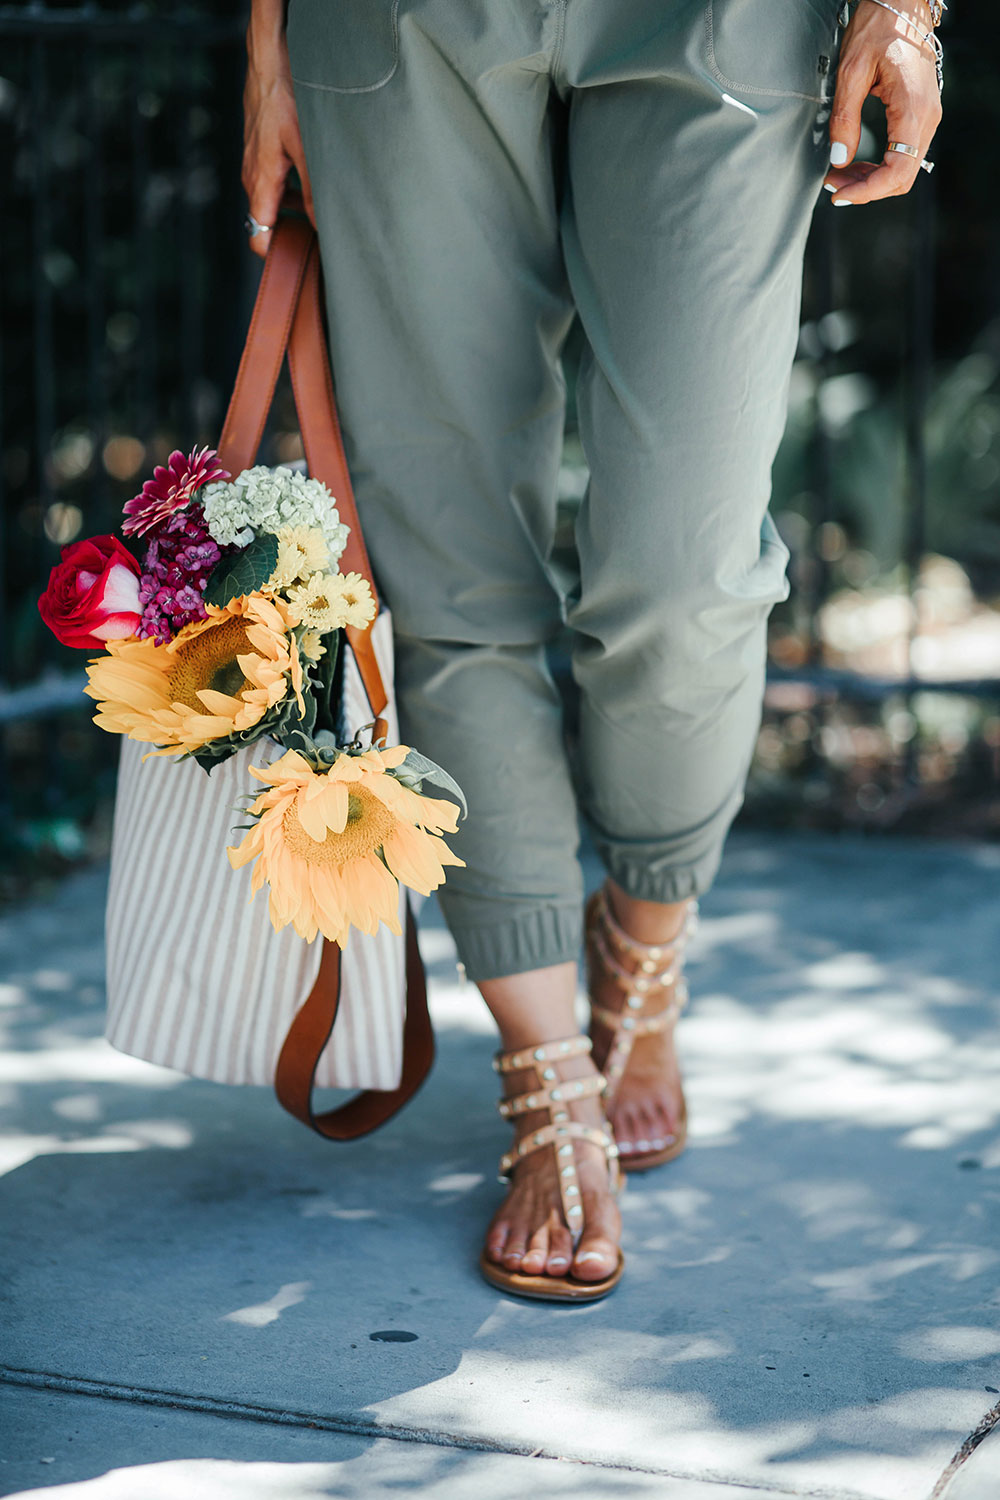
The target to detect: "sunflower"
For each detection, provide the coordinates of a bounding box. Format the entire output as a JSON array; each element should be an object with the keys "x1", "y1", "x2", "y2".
[
  {"x1": 84, "y1": 593, "x2": 305, "y2": 755},
  {"x1": 227, "y1": 746, "x2": 464, "y2": 945},
  {"x1": 286, "y1": 570, "x2": 376, "y2": 633}
]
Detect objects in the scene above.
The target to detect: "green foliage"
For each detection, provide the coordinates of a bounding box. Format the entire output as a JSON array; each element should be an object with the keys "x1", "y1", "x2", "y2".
[{"x1": 202, "y1": 535, "x2": 279, "y2": 608}]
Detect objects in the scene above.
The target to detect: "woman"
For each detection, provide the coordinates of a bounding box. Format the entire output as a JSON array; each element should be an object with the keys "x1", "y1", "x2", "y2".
[{"x1": 242, "y1": 0, "x2": 942, "y2": 1302}]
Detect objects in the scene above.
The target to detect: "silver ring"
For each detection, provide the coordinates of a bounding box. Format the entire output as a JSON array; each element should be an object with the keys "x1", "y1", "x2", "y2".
[
  {"x1": 243, "y1": 214, "x2": 272, "y2": 238},
  {"x1": 886, "y1": 141, "x2": 920, "y2": 160}
]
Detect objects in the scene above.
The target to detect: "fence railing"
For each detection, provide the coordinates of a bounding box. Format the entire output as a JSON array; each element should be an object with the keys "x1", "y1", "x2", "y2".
[{"x1": 1, "y1": 1, "x2": 996, "y2": 848}]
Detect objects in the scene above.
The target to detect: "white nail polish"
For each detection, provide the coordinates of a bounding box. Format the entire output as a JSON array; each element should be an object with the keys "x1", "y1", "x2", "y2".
[
  {"x1": 830, "y1": 141, "x2": 849, "y2": 166},
  {"x1": 832, "y1": 198, "x2": 853, "y2": 207},
  {"x1": 575, "y1": 1250, "x2": 610, "y2": 1264},
  {"x1": 823, "y1": 182, "x2": 836, "y2": 193},
  {"x1": 548, "y1": 1257, "x2": 569, "y2": 1268}
]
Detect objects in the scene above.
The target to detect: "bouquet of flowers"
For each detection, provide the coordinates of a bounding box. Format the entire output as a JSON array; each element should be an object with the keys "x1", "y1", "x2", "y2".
[{"x1": 38, "y1": 447, "x2": 465, "y2": 947}]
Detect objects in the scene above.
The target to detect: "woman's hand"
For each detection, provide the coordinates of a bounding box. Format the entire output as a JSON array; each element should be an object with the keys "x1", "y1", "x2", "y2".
[
  {"x1": 824, "y1": 0, "x2": 942, "y2": 205},
  {"x1": 243, "y1": 0, "x2": 316, "y2": 259}
]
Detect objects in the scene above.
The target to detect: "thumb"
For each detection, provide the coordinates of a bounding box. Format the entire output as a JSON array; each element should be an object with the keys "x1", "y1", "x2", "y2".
[{"x1": 828, "y1": 58, "x2": 871, "y2": 167}]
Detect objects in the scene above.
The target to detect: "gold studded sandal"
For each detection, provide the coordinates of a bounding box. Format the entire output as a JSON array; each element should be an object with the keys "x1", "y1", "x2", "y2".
[
  {"x1": 477, "y1": 1034, "x2": 625, "y2": 1303},
  {"x1": 586, "y1": 885, "x2": 699, "y2": 1172}
]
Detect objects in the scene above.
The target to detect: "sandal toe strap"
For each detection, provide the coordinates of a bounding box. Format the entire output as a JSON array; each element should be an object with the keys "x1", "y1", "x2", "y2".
[{"x1": 498, "y1": 1120, "x2": 621, "y2": 1243}]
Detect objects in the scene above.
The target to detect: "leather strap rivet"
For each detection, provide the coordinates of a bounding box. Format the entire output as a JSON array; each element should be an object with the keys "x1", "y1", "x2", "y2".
[
  {"x1": 550, "y1": 1088, "x2": 563, "y2": 1101},
  {"x1": 558, "y1": 1144, "x2": 573, "y2": 1157},
  {"x1": 542, "y1": 1067, "x2": 557, "y2": 1081},
  {"x1": 533, "y1": 1048, "x2": 546, "y2": 1060}
]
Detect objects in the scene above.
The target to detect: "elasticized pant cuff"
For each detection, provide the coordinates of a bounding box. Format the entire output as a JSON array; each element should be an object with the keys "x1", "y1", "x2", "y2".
[{"x1": 440, "y1": 899, "x2": 584, "y2": 984}]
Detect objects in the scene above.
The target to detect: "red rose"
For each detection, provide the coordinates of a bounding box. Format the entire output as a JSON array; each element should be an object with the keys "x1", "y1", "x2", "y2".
[{"x1": 38, "y1": 535, "x2": 142, "y2": 650}]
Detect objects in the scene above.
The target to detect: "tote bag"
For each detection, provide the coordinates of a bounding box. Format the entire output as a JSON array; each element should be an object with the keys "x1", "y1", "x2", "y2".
[{"x1": 103, "y1": 208, "x2": 434, "y2": 1139}]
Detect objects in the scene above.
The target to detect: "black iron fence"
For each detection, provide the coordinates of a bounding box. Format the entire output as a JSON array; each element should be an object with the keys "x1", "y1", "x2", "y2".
[{"x1": 1, "y1": 1, "x2": 998, "y2": 893}]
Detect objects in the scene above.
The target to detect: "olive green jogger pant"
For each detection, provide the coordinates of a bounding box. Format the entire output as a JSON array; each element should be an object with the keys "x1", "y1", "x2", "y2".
[{"x1": 287, "y1": 0, "x2": 842, "y2": 980}]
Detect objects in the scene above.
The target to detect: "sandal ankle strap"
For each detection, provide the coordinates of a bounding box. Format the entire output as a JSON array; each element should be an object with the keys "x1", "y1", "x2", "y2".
[
  {"x1": 492, "y1": 1033, "x2": 592, "y2": 1073},
  {"x1": 593, "y1": 885, "x2": 699, "y2": 963},
  {"x1": 586, "y1": 887, "x2": 698, "y2": 1106}
]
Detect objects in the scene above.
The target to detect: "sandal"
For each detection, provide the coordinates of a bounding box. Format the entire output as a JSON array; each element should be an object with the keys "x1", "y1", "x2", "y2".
[
  {"x1": 585, "y1": 885, "x2": 699, "y2": 1172},
  {"x1": 477, "y1": 1033, "x2": 625, "y2": 1303}
]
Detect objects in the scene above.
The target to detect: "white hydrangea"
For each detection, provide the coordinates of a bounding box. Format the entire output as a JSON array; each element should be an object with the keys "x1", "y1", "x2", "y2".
[{"x1": 201, "y1": 465, "x2": 349, "y2": 564}]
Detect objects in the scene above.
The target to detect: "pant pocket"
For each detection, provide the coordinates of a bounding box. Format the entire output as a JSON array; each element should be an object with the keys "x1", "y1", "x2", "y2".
[
  {"x1": 705, "y1": 0, "x2": 841, "y2": 101},
  {"x1": 288, "y1": 0, "x2": 400, "y2": 93}
]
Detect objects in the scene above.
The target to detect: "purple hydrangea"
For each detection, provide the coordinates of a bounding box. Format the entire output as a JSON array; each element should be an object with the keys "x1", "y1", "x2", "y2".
[{"x1": 136, "y1": 503, "x2": 228, "y2": 643}]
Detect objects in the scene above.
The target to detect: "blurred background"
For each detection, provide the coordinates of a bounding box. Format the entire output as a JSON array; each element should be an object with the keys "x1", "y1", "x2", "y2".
[{"x1": 1, "y1": 0, "x2": 998, "y2": 904}]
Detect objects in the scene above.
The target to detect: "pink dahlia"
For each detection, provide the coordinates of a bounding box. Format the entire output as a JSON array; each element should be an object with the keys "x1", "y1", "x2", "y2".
[{"x1": 122, "y1": 445, "x2": 230, "y2": 538}]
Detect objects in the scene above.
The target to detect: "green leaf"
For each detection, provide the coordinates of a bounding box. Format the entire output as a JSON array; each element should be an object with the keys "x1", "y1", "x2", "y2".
[
  {"x1": 393, "y1": 749, "x2": 467, "y2": 820},
  {"x1": 202, "y1": 533, "x2": 279, "y2": 608},
  {"x1": 310, "y1": 630, "x2": 342, "y2": 736}
]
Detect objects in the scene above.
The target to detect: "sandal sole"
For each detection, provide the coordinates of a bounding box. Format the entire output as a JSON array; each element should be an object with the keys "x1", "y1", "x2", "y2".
[{"x1": 478, "y1": 1248, "x2": 625, "y2": 1303}]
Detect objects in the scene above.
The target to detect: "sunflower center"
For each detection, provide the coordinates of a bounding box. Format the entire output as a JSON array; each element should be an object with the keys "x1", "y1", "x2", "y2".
[
  {"x1": 167, "y1": 617, "x2": 252, "y2": 711},
  {"x1": 282, "y1": 783, "x2": 397, "y2": 866}
]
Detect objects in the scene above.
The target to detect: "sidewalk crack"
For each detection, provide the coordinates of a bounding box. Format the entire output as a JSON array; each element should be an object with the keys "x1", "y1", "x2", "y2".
[
  {"x1": 928, "y1": 1396, "x2": 1000, "y2": 1499},
  {"x1": 0, "y1": 1363, "x2": 874, "y2": 1500}
]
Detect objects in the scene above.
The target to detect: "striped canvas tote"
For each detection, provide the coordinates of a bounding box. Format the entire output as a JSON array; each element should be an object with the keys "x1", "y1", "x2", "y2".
[{"x1": 103, "y1": 609, "x2": 407, "y2": 1092}]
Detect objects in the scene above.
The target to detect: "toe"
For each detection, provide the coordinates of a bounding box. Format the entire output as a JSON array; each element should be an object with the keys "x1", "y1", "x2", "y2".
[
  {"x1": 572, "y1": 1235, "x2": 619, "y2": 1281},
  {"x1": 546, "y1": 1223, "x2": 574, "y2": 1276},
  {"x1": 571, "y1": 1194, "x2": 621, "y2": 1282},
  {"x1": 614, "y1": 1104, "x2": 640, "y2": 1157},
  {"x1": 520, "y1": 1223, "x2": 550, "y2": 1275},
  {"x1": 502, "y1": 1231, "x2": 528, "y2": 1270},
  {"x1": 485, "y1": 1222, "x2": 510, "y2": 1265}
]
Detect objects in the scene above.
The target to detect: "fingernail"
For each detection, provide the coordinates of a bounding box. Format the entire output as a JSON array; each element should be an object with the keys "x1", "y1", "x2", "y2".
[
  {"x1": 832, "y1": 198, "x2": 853, "y2": 207},
  {"x1": 829, "y1": 141, "x2": 849, "y2": 166},
  {"x1": 823, "y1": 182, "x2": 837, "y2": 193}
]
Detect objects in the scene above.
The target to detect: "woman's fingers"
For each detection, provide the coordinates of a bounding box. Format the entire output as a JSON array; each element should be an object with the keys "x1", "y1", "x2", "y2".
[
  {"x1": 245, "y1": 165, "x2": 284, "y2": 258},
  {"x1": 827, "y1": 48, "x2": 874, "y2": 173},
  {"x1": 823, "y1": 1, "x2": 942, "y2": 205}
]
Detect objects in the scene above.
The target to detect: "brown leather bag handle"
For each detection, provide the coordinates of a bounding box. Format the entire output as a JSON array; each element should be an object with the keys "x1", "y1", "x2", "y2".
[{"x1": 217, "y1": 200, "x2": 435, "y2": 1140}]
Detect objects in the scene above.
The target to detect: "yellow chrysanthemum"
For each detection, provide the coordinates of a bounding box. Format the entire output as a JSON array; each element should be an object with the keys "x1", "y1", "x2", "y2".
[
  {"x1": 287, "y1": 570, "x2": 376, "y2": 633},
  {"x1": 227, "y1": 746, "x2": 464, "y2": 945},
  {"x1": 298, "y1": 629, "x2": 326, "y2": 661},
  {"x1": 84, "y1": 593, "x2": 305, "y2": 756},
  {"x1": 269, "y1": 526, "x2": 330, "y2": 590}
]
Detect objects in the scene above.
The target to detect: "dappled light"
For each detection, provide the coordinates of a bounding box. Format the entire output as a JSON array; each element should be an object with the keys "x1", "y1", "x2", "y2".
[{"x1": 2, "y1": 833, "x2": 998, "y2": 1499}]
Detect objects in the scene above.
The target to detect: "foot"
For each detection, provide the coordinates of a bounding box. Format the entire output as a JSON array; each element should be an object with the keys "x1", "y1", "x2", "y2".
[
  {"x1": 483, "y1": 1050, "x2": 621, "y2": 1283},
  {"x1": 587, "y1": 889, "x2": 694, "y2": 1161}
]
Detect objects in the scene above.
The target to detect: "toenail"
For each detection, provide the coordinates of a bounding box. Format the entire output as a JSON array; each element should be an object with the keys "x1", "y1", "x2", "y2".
[
  {"x1": 575, "y1": 1250, "x2": 611, "y2": 1264},
  {"x1": 548, "y1": 1256, "x2": 569, "y2": 1267},
  {"x1": 618, "y1": 1141, "x2": 633, "y2": 1152},
  {"x1": 636, "y1": 1139, "x2": 651, "y2": 1151}
]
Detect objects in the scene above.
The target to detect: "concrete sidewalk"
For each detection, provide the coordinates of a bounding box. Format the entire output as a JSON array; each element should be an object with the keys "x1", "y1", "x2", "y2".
[{"x1": 1, "y1": 829, "x2": 999, "y2": 1500}]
